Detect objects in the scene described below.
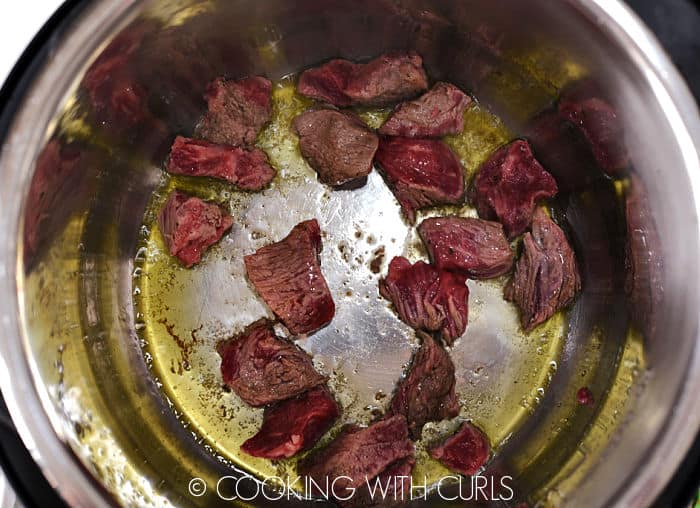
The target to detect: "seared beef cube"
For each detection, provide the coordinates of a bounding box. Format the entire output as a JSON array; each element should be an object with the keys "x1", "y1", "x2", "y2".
[
  {"x1": 379, "y1": 82, "x2": 472, "y2": 138},
  {"x1": 350, "y1": 456, "x2": 415, "y2": 507},
  {"x1": 293, "y1": 109, "x2": 378, "y2": 187},
  {"x1": 558, "y1": 81, "x2": 629, "y2": 176},
  {"x1": 470, "y1": 139, "x2": 558, "y2": 238},
  {"x1": 429, "y1": 422, "x2": 490, "y2": 476},
  {"x1": 505, "y1": 209, "x2": 581, "y2": 331},
  {"x1": 390, "y1": 333, "x2": 459, "y2": 439},
  {"x1": 379, "y1": 257, "x2": 469, "y2": 345},
  {"x1": 157, "y1": 190, "x2": 233, "y2": 267},
  {"x1": 299, "y1": 415, "x2": 414, "y2": 503},
  {"x1": 297, "y1": 59, "x2": 357, "y2": 107},
  {"x1": 298, "y1": 52, "x2": 428, "y2": 107},
  {"x1": 435, "y1": 269, "x2": 470, "y2": 343},
  {"x1": 196, "y1": 76, "x2": 272, "y2": 146},
  {"x1": 375, "y1": 137, "x2": 465, "y2": 223},
  {"x1": 241, "y1": 386, "x2": 339, "y2": 459},
  {"x1": 244, "y1": 219, "x2": 335, "y2": 335},
  {"x1": 217, "y1": 319, "x2": 326, "y2": 407},
  {"x1": 167, "y1": 136, "x2": 275, "y2": 191},
  {"x1": 418, "y1": 217, "x2": 513, "y2": 279},
  {"x1": 345, "y1": 52, "x2": 429, "y2": 106}
]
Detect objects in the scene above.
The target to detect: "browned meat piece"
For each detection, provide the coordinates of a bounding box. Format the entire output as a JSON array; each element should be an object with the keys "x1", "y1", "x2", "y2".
[
  {"x1": 299, "y1": 415, "x2": 414, "y2": 503},
  {"x1": 429, "y1": 422, "x2": 490, "y2": 476},
  {"x1": 293, "y1": 109, "x2": 378, "y2": 187},
  {"x1": 297, "y1": 59, "x2": 357, "y2": 107},
  {"x1": 470, "y1": 139, "x2": 558, "y2": 238},
  {"x1": 166, "y1": 136, "x2": 275, "y2": 190},
  {"x1": 196, "y1": 76, "x2": 272, "y2": 146},
  {"x1": 390, "y1": 333, "x2": 460, "y2": 439},
  {"x1": 240, "y1": 386, "x2": 339, "y2": 459},
  {"x1": 418, "y1": 217, "x2": 513, "y2": 279},
  {"x1": 350, "y1": 456, "x2": 415, "y2": 507},
  {"x1": 558, "y1": 80, "x2": 629, "y2": 176},
  {"x1": 505, "y1": 209, "x2": 581, "y2": 331},
  {"x1": 217, "y1": 320, "x2": 326, "y2": 407},
  {"x1": 345, "y1": 52, "x2": 429, "y2": 106},
  {"x1": 379, "y1": 257, "x2": 469, "y2": 345},
  {"x1": 379, "y1": 82, "x2": 472, "y2": 138},
  {"x1": 157, "y1": 190, "x2": 233, "y2": 267},
  {"x1": 374, "y1": 137, "x2": 465, "y2": 223},
  {"x1": 244, "y1": 219, "x2": 335, "y2": 335},
  {"x1": 297, "y1": 52, "x2": 428, "y2": 107}
]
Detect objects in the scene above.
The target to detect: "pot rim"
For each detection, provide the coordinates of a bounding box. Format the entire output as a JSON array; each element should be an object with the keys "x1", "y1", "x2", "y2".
[{"x1": 573, "y1": 0, "x2": 700, "y2": 506}]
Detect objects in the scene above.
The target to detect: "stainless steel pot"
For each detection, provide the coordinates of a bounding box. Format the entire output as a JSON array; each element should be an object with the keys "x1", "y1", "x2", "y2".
[{"x1": 1, "y1": 1, "x2": 699, "y2": 507}]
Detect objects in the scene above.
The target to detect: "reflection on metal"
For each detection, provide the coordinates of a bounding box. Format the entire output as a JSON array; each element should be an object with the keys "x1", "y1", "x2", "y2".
[{"x1": 0, "y1": 472, "x2": 20, "y2": 508}]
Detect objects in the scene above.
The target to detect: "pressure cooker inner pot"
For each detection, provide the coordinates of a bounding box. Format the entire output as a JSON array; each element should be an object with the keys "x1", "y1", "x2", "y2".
[{"x1": 14, "y1": 0, "x2": 700, "y2": 507}]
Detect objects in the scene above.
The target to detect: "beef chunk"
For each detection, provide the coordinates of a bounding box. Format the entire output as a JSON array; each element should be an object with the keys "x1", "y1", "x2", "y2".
[
  {"x1": 157, "y1": 190, "x2": 233, "y2": 267},
  {"x1": 293, "y1": 109, "x2": 378, "y2": 187},
  {"x1": 379, "y1": 257, "x2": 469, "y2": 345},
  {"x1": 297, "y1": 52, "x2": 428, "y2": 107},
  {"x1": 217, "y1": 320, "x2": 326, "y2": 407},
  {"x1": 374, "y1": 137, "x2": 465, "y2": 223},
  {"x1": 241, "y1": 386, "x2": 339, "y2": 459},
  {"x1": 379, "y1": 82, "x2": 472, "y2": 138},
  {"x1": 196, "y1": 76, "x2": 272, "y2": 146},
  {"x1": 344, "y1": 52, "x2": 429, "y2": 106},
  {"x1": 167, "y1": 136, "x2": 275, "y2": 190},
  {"x1": 244, "y1": 219, "x2": 335, "y2": 335},
  {"x1": 558, "y1": 81, "x2": 629, "y2": 176},
  {"x1": 297, "y1": 59, "x2": 357, "y2": 107},
  {"x1": 470, "y1": 139, "x2": 558, "y2": 238},
  {"x1": 429, "y1": 422, "x2": 490, "y2": 476},
  {"x1": 390, "y1": 333, "x2": 460, "y2": 439},
  {"x1": 351, "y1": 456, "x2": 415, "y2": 507},
  {"x1": 299, "y1": 415, "x2": 414, "y2": 503},
  {"x1": 418, "y1": 217, "x2": 513, "y2": 279},
  {"x1": 505, "y1": 209, "x2": 581, "y2": 331}
]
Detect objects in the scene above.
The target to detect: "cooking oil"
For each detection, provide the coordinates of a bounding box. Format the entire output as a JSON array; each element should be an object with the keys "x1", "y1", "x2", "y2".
[{"x1": 133, "y1": 76, "x2": 570, "y2": 495}]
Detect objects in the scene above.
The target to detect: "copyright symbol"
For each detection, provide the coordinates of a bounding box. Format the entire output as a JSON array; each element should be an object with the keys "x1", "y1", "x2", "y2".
[{"x1": 189, "y1": 477, "x2": 207, "y2": 497}]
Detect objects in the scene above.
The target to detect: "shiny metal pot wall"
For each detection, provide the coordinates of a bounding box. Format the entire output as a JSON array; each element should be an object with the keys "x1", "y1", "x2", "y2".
[{"x1": 0, "y1": 1, "x2": 699, "y2": 507}]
